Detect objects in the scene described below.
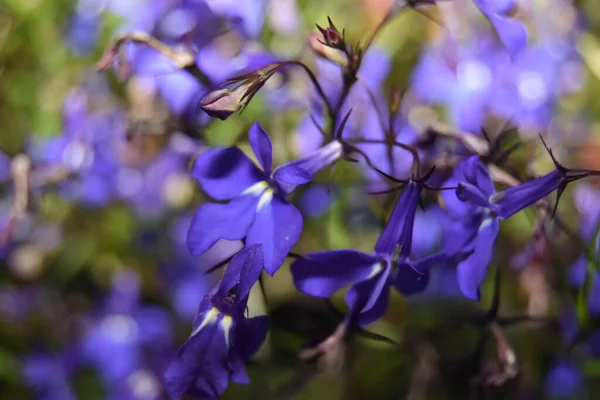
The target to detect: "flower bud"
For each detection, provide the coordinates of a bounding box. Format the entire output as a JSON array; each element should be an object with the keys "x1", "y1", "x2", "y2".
[
  {"x1": 309, "y1": 34, "x2": 348, "y2": 66},
  {"x1": 201, "y1": 64, "x2": 281, "y2": 120},
  {"x1": 200, "y1": 83, "x2": 250, "y2": 120},
  {"x1": 316, "y1": 17, "x2": 345, "y2": 50}
]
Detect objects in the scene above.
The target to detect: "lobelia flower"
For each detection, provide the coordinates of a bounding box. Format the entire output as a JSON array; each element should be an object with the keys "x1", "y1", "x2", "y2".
[
  {"x1": 0, "y1": 150, "x2": 10, "y2": 183},
  {"x1": 163, "y1": 215, "x2": 243, "y2": 321},
  {"x1": 81, "y1": 270, "x2": 174, "y2": 391},
  {"x1": 116, "y1": 133, "x2": 201, "y2": 217},
  {"x1": 33, "y1": 89, "x2": 122, "y2": 207},
  {"x1": 410, "y1": 32, "x2": 502, "y2": 133},
  {"x1": 472, "y1": 0, "x2": 528, "y2": 58},
  {"x1": 187, "y1": 122, "x2": 344, "y2": 274},
  {"x1": 443, "y1": 147, "x2": 598, "y2": 300},
  {"x1": 23, "y1": 351, "x2": 78, "y2": 400},
  {"x1": 292, "y1": 180, "x2": 467, "y2": 327},
  {"x1": 164, "y1": 244, "x2": 269, "y2": 399},
  {"x1": 544, "y1": 360, "x2": 585, "y2": 399},
  {"x1": 65, "y1": 0, "x2": 103, "y2": 55}
]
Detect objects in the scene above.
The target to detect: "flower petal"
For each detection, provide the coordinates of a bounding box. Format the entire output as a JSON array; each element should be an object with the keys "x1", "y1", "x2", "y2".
[
  {"x1": 489, "y1": 13, "x2": 528, "y2": 59},
  {"x1": 187, "y1": 196, "x2": 258, "y2": 256},
  {"x1": 291, "y1": 250, "x2": 379, "y2": 298},
  {"x1": 393, "y1": 252, "x2": 453, "y2": 295},
  {"x1": 457, "y1": 217, "x2": 500, "y2": 300},
  {"x1": 248, "y1": 122, "x2": 273, "y2": 174},
  {"x1": 345, "y1": 265, "x2": 391, "y2": 327},
  {"x1": 272, "y1": 164, "x2": 312, "y2": 185},
  {"x1": 164, "y1": 314, "x2": 229, "y2": 399},
  {"x1": 463, "y1": 156, "x2": 495, "y2": 196},
  {"x1": 218, "y1": 244, "x2": 264, "y2": 302},
  {"x1": 473, "y1": 0, "x2": 527, "y2": 59},
  {"x1": 191, "y1": 147, "x2": 264, "y2": 201},
  {"x1": 229, "y1": 315, "x2": 269, "y2": 385},
  {"x1": 274, "y1": 140, "x2": 343, "y2": 195},
  {"x1": 246, "y1": 195, "x2": 303, "y2": 275},
  {"x1": 374, "y1": 181, "x2": 422, "y2": 257},
  {"x1": 493, "y1": 169, "x2": 563, "y2": 219},
  {"x1": 456, "y1": 182, "x2": 493, "y2": 209}
]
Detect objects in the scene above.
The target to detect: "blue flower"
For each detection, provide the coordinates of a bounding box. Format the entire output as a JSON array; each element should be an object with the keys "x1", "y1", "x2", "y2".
[
  {"x1": 473, "y1": 0, "x2": 528, "y2": 58},
  {"x1": 164, "y1": 244, "x2": 269, "y2": 399},
  {"x1": 23, "y1": 351, "x2": 78, "y2": 400},
  {"x1": 81, "y1": 270, "x2": 174, "y2": 386},
  {"x1": 444, "y1": 150, "x2": 596, "y2": 300},
  {"x1": 292, "y1": 181, "x2": 465, "y2": 326},
  {"x1": 544, "y1": 360, "x2": 584, "y2": 399},
  {"x1": 0, "y1": 150, "x2": 10, "y2": 183},
  {"x1": 188, "y1": 122, "x2": 343, "y2": 274},
  {"x1": 33, "y1": 89, "x2": 122, "y2": 207}
]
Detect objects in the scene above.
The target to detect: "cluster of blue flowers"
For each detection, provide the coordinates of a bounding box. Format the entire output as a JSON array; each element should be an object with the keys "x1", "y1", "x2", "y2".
[{"x1": 2, "y1": 0, "x2": 600, "y2": 398}]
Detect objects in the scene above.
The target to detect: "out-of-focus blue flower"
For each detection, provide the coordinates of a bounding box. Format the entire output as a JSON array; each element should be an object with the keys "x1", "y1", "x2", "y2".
[
  {"x1": 164, "y1": 244, "x2": 269, "y2": 399},
  {"x1": 33, "y1": 89, "x2": 123, "y2": 207},
  {"x1": 188, "y1": 122, "x2": 343, "y2": 274},
  {"x1": 473, "y1": 0, "x2": 527, "y2": 58},
  {"x1": 0, "y1": 151, "x2": 9, "y2": 182},
  {"x1": 116, "y1": 134, "x2": 200, "y2": 217},
  {"x1": 298, "y1": 184, "x2": 336, "y2": 218},
  {"x1": 292, "y1": 181, "x2": 465, "y2": 326},
  {"x1": 544, "y1": 360, "x2": 584, "y2": 399},
  {"x1": 66, "y1": 0, "x2": 105, "y2": 55},
  {"x1": 203, "y1": 0, "x2": 267, "y2": 39},
  {"x1": 81, "y1": 270, "x2": 174, "y2": 393},
  {"x1": 105, "y1": 0, "x2": 273, "y2": 124},
  {"x1": 23, "y1": 351, "x2": 78, "y2": 400},
  {"x1": 165, "y1": 215, "x2": 242, "y2": 322},
  {"x1": 411, "y1": 34, "x2": 500, "y2": 132},
  {"x1": 411, "y1": 18, "x2": 583, "y2": 132}
]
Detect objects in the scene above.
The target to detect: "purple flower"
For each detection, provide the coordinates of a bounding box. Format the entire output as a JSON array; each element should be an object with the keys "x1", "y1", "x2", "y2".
[
  {"x1": 164, "y1": 244, "x2": 269, "y2": 399},
  {"x1": 442, "y1": 157, "x2": 500, "y2": 300},
  {"x1": 23, "y1": 351, "x2": 78, "y2": 400},
  {"x1": 188, "y1": 122, "x2": 343, "y2": 274},
  {"x1": 164, "y1": 216, "x2": 242, "y2": 322},
  {"x1": 33, "y1": 89, "x2": 122, "y2": 207},
  {"x1": 445, "y1": 148, "x2": 598, "y2": 300},
  {"x1": 66, "y1": 1, "x2": 102, "y2": 55},
  {"x1": 0, "y1": 150, "x2": 10, "y2": 183},
  {"x1": 544, "y1": 360, "x2": 584, "y2": 399},
  {"x1": 81, "y1": 270, "x2": 174, "y2": 386},
  {"x1": 292, "y1": 181, "x2": 463, "y2": 326},
  {"x1": 473, "y1": 0, "x2": 528, "y2": 58},
  {"x1": 117, "y1": 134, "x2": 200, "y2": 217}
]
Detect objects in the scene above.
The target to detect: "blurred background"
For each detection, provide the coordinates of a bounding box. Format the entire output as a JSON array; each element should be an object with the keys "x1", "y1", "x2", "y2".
[{"x1": 2, "y1": 0, "x2": 600, "y2": 398}]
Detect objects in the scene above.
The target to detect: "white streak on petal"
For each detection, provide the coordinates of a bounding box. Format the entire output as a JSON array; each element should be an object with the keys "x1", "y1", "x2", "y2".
[{"x1": 190, "y1": 307, "x2": 220, "y2": 337}]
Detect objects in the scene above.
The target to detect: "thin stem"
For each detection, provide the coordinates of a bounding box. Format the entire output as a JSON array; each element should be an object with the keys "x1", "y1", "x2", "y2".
[
  {"x1": 97, "y1": 32, "x2": 213, "y2": 87},
  {"x1": 1, "y1": 154, "x2": 31, "y2": 245},
  {"x1": 350, "y1": 138, "x2": 420, "y2": 177},
  {"x1": 279, "y1": 60, "x2": 334, "y2": 119}
]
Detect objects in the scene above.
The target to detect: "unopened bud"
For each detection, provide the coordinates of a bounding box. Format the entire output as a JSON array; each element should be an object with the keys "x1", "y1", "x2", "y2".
[
  {"x1": 316, "y1": 17, "x2": 345, "y2": 50},
  {"x1": 200, "y1": 83, "x2": 250, "y2": 120},
  {"x1": 309, "y1": 34, "x2": 348, "y2": 66},
  {"x1": 201, "y1": 63, "x2": 282, "y2": 120}
]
